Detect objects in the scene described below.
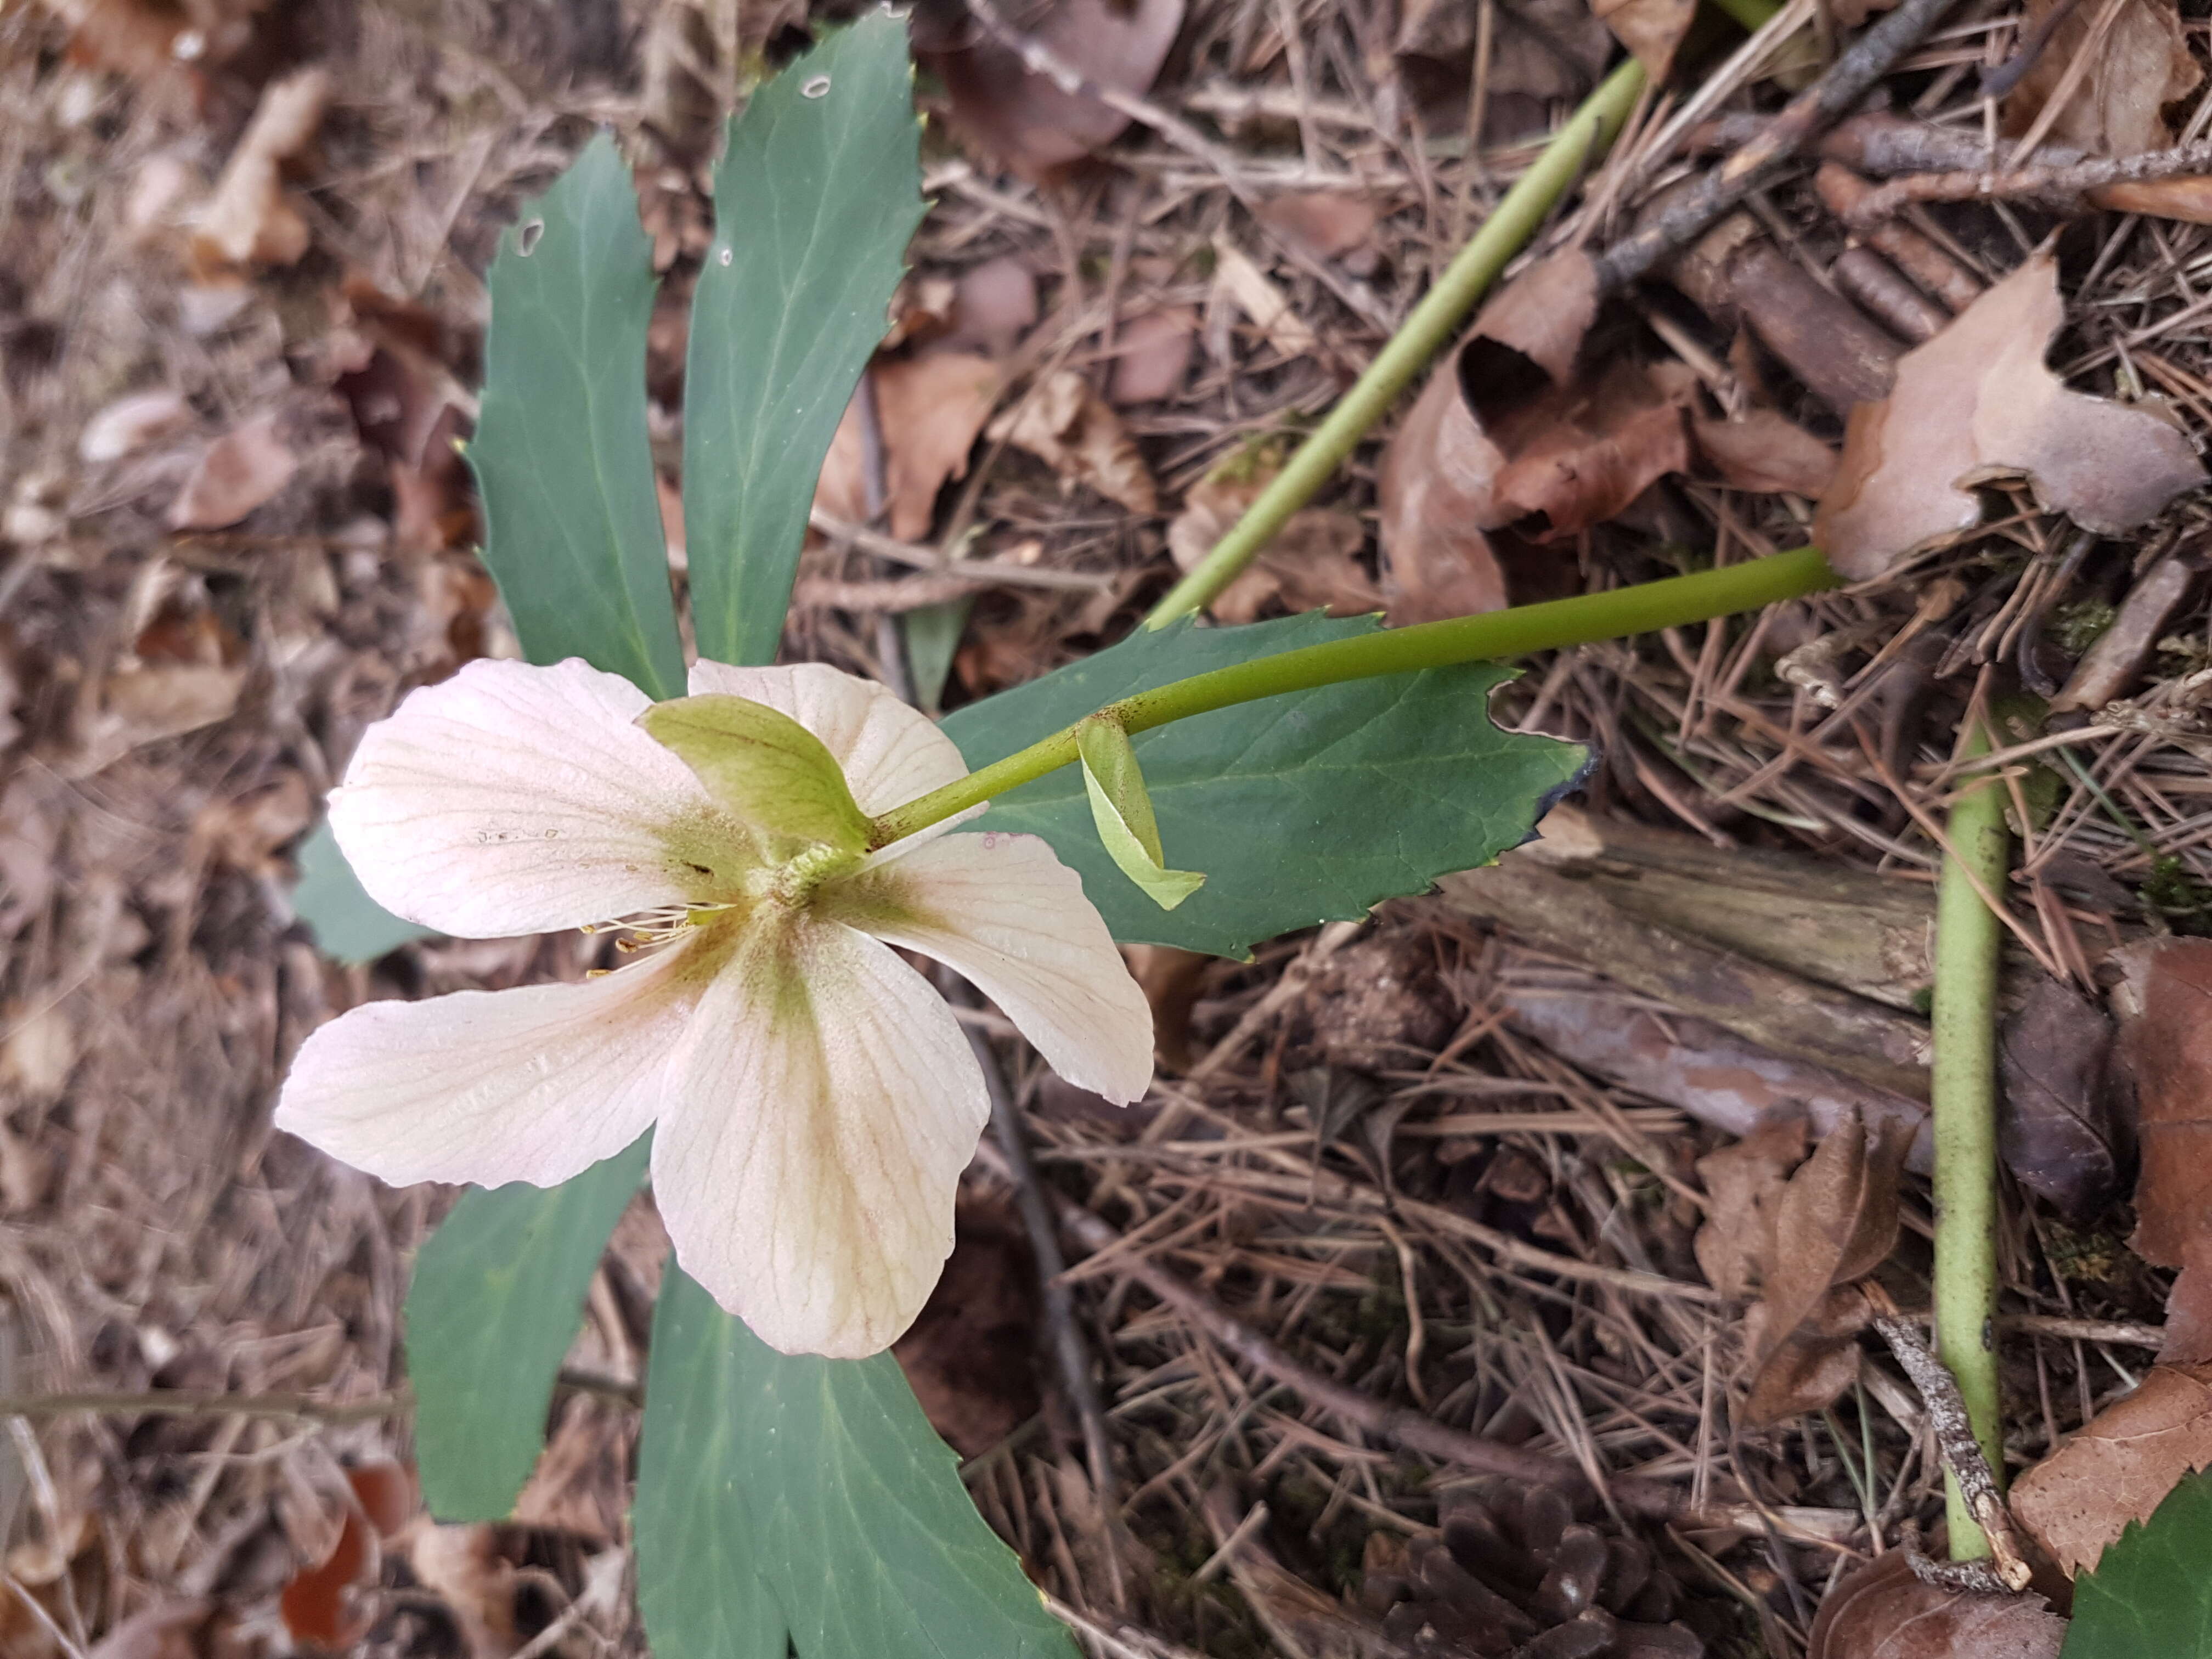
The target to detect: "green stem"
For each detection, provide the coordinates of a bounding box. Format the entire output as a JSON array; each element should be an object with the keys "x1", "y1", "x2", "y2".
[
  {"x1": 870, "y1": 546, "x2": 1838, "y2": 845},
  {"x1": 1931, "y1": 717, "x2": 2008, "y2": 1560},
  {"x1": 1141, "y1": 58, "x2": 1649, "y2": 629}
]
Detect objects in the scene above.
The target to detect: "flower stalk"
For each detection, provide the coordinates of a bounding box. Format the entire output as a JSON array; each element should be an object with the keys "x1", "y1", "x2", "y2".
[
  {"x1": 870, "y1": 546, "x2": 1840, "y2": 846},
  {"x1": 1931, "y1": 715, "x2": 2010, "y2": 1559}
]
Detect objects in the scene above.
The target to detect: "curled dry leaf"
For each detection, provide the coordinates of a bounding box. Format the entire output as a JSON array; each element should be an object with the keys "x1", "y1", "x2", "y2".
[
  {"x1": 1167, "y1": 447, "x2": 1377, "y2": 625},
  {"x1": 2111, "y1": 939, "x2": 2212, "y2": 1270},
  {"x1": 1108, "y1": 305, "x2": 1199, "y2": 405},
  {"x1": 943, "y1": 255, "x2": 1039, "y2": 358},
  {"x1": 892, "y1": 1197, "x2": 1041, "y2": 1456},
  {"x1": 1254, "y1": 192, "x2": 1382, "y2": 273},
  {"x1": 1807, "y1": 1550, "x2": 2064, "y2": 1659},
  {"x1": 816, "y1": 353, "x2": 1002, "y2": 541},
  {"x1": 189, "y1": 67, "x2": 330, "y2": 273},
  {"x1": 1212, "y1": 239, "x2": 1318, "y2": 361},
  {"x1": 1694, "y1": 1111, "x2": 1808, "y2": 1301},
  {"x1": 1814, "y1": 248, "x2": 2205, "y2": 581},
  {"x1": 167, "y1": 412, "x2": 296, "y2": 529},
  {"x1": 988, "y1": 368, "x2": 1156, "y2": 514},
  {"x1": 2002, "y1": 0, "x2": 2199, "y2": 157},
  {"x1": 1396, "y1": 0, "x2": 1610, "y2": 109},
  {"x1": 930, "y1": 0, "x2": 1186, "y2": 177},
  {"x1": 2012, "y1": 1363, "x2": 2212, "y2": 1576},
  {"x1": 1743, "y1": 1105, "x2": 1915, "y2": 1424},
  {"x1": 1594, "y1": 0, "x2": 1698, "y2": 81},
  {"x1": 1996, "y1": 974, "x2": 2123, "y2": 1217},
  {"x1": 1378, "y1": 251, "x2": 1690, "y2": 624},
  {"x1": 1691, "y1": 408, "x2": 1838, "y2": 497}
]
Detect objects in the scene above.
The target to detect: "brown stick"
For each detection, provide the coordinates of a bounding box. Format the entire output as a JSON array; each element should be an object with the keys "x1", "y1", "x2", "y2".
[
  {"x1": 1845, "y1": 137, "x2": 2212, "y2": 223},
  {"x1": 1591, "y1": 0, "x2": 1968, "y2": 292},
  {"x1": 1813, "y1": 163, "x2": 1985, "y2": 312}
]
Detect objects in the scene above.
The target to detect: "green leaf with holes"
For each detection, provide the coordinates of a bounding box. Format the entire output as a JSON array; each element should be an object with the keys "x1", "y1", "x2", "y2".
[
  {"x1": 404, "y1": 1136, "x2": 648, "y2": 1521},
  {"x1": 466, "y1": 131, "x2": 686, "y2": 701},
  {"x1": 2064, "y1": 1469, "x2": 2212, "y2": 1657},
  {"x1": 683, "y1": 13, "x2": 924, "y2": 667},
  {"x1": 635, "y1": 1267, "x2": 1071, "y2": 1659},
  {"x1": 940, "y1": 613, "x2": 1590, "y2": 957}
]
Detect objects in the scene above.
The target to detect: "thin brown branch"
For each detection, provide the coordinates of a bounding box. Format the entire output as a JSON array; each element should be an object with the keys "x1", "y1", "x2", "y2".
[{"x1": 1845, "y1": 138, "x2": 2212, "y2": 223}]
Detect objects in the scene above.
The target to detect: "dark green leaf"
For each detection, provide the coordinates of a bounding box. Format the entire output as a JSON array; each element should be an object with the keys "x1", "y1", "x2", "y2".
[
  {"x1": 467, "y1": 132, "x2": 685, "y2": 699},
  {"x1": 940, "y1": 614, "x2": 1589, "y2": 957},
  {"x1": 635, "y1": 1268, "x2": 1073, "y2": 1659},
  {"x1": 684, "y1": 14, "x2": 924, "y2": 667},
  {"x1": 2066, "y1": 1469, "x2": 2212, "y2": 1658},
  {"x1": 902, "y1": 599, "x2": 972, "y2": 714},
  {"x1": 291, "y1": 819, "x2": 435, "y2": 962},
  {"x1": 404, "y1": 1136, "x2": 648, "y2": 1521}
]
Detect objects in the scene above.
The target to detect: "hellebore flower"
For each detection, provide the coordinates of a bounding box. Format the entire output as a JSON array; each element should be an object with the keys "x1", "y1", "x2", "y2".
[{"x1": 275, "y1": 657, "x2": 1153, "y2": 1357}]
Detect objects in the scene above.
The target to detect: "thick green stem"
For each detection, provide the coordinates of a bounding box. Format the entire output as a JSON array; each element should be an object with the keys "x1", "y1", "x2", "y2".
[
  {"x1": 1141, "y1": 59, "x2": 1648, "y2": 629},
  {"x1": 869, "y1": 546, "x2": 1838, "y2": 845},
  {"x1": 1931, "y1": 719, "x2": 2008, "y2": 1560}
]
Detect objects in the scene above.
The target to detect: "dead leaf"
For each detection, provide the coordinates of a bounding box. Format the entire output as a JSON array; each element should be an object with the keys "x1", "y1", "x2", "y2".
[
  {"x1": 189, "y1": 67, "x2": 330, "y2": 272},
  {"x1": 1167, "y1": 449, "x2": 1376, "y2": 624},
  {"x1": 400, "y1": 1522, "x2": 519, "y2": 1659},
  {"x1": 988, "y1": 369, "x2": 1156, "y2": 514},
  {"x1": 1254, "y1": 192, "x2": 1381, "y2": 273},
  {"x1": 2003, "y1": 0, "x2": 2199, "y2": 157},
  {"x1": 2012, "y1": 1363, "x2": 2212, "y2": 1575},
  {"x1": 78, "y1": 390, "x2": 193, "y2": 464},
  {"x1": 816, "y1": 353, "x2": 1002, "y2": 541},
  {"x1": 893, "y1": 1197, "x2": 1040, "y2": 1457},
  {"x1": 1996, "y1": 975, "x2": 2122, "y2": 1217},
  {"x1": 1691, "y1": 409, "x2": 1838, "y2": 497},
  {"x1": 1379, "y1": 252, "x2": 1691, "y2": 623},
  {"x1": 2113, "y1": 939, "x2": 2212, "y2": 1269},
  {"x1": 929, "y1": 0, "x2": 1186, "y2": 177},
  {"x1": 1741, "y1": 1106, "x2": 1915, "y2": 1424},
  {"x1": 194, "y1": 773, "x2": 313, "y2": 877},
  {"x1": 1814, "y1": 248, "x2": 2206, "y2": 581},
  {"x1": 944, "y1": 255, "x2": 1039, "y2": 358},
  {"x1": 1108, "y1": 306, "x2": 1198, "y2": 405},
  {"x1": 1594, "y1": 0, "x2": 1698, "y2": 81},
  {"x1": 167, "y1": 413, "x2": 296, "y2": 529},
  {"x1": 1694, "y1": 1112, "x2": 1809, "y2": 1300},
  {"x1": 1129, "y1": 945, "x2": 1210, "y2": 1071},
  {"x1": 1211, "y1": 239, "x2": 1318, "y2": 360},
  {"x1": 277, "y1": 1459, "x2": 414, "y2": 1650},
  {"x1": 1807, "y1": 1550, "x2": 2063, "y2": 1659},
  {"x1": 1396, "y1": 0, "x2": 1610, "y2": 108}
]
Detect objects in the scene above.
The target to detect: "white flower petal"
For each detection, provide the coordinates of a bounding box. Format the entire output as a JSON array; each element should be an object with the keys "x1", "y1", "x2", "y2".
[
  {"x1": 274, "y1": 941, "x2": 707, "y2": 1188},
  {"x1": 686, "y1": 660, "x2": 967, "y2": 816},
  {"x1": 830, "y1": 831, "x2": 1154, "y2": 1105},
  {"x1": 650, "y1": 918, "x2": 987, "y2": 1357},
  {"x1": 332, "y1": 658, "x2": 721, "y2": 936}
]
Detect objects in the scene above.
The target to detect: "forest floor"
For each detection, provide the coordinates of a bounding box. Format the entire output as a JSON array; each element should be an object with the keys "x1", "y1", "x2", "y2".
[{"x1": 3, "y1": 0, "x2": 2210, "y2": 1653}]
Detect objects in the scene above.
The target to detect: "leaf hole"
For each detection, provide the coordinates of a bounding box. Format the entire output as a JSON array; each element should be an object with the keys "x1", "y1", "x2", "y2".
[
  {"x1": 802, "y1": 74, "x2": 832, "y2": 98},
  {"x1": 716, "y1": 246, "x2": 733, "y2": 266},
  {"x1": 517, "y1": 219, "x2": 545, "y2": 256}
]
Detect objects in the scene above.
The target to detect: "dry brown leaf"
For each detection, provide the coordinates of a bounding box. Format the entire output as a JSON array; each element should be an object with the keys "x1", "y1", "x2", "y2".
[
  {"x1": 816, "y1": 353, "x2": 1001, "y2": 541},
  {"x1": 988, "y1": 368, "x2": 1156, "y2": 514},
  {"x1": 2112, "y1": 939, "x2": 2212, "y2": 1269},
  {"x1": 2012, "y1": 1363, "x2": 2212, "y2": 1575},
  {"x1": 1807, "y1": 1550, "x2": 2063, "y2": 1659},
  {"x1": 1594, "y1": 0, "x2": 1698, "y2": 81},
  {"x1": 1996, "y1": 975, "x2": 2121, "y2": 1217},
  {"x1": 1167, "y1": 450, "x2": 1376, "y2": 625},
  {"x1": 1396, "y1": 0, "x2": 1609, "y2": 107},
  {"x1": 402, "y1": 1523, "x2": 519, "y2": 1659},
  {"x1": 1814, "y1": 248, "x2": 2205, "y2": 580},
  {"x1": 167, "y1": 413, "x2": 296, "y2": 530},
  {"x1": 943, "y1": 255, "x2": 1039, "y2": 358},
  {"x1": 1108, "y1": 305, "x2": 1199, "y2": 405},
  {"x1": 1691, "y1": 409, "x2": 1838, "y2": 496},
  {"x1": 1380, "y1": 252, "x2": 1689, "y2": 623},
  {"x1": 2002, "y1": 0, "x2": 2200, "y2": 157},
  {"x1": 893, "y1": 1197, "x2": 1040, "y2": 1457},
  {"x1": 1741, "y1": 1105, "x2": 1915, "y2": 1424},
  {"x1": 1254, "y1": 191, "x2": 1381, "y2": 270},
  {"x1": 930, "y1": 0, "x2": 1185, "y2": 177},
  {"x1": 1128, "y1": 945, "x2": 1210, "y2": 1072},
  {"x1": 1694, "y1": 1111, "x2": 1808, "y2": 1300},
  {"x1": 189, "y1": 67, "x2": 330, "y2": 272},
  {"x1": 1212, "y1": 239, "x2": 1318, "y2": 360}
]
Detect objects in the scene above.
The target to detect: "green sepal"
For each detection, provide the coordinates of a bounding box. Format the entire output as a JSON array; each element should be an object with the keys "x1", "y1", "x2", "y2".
[
  {"x1": 1076, "y1": 719, "x2": 1206, "y2": 910},
  {"x1": 640, "y1": 694, "x2": 870, "y2": 854}
]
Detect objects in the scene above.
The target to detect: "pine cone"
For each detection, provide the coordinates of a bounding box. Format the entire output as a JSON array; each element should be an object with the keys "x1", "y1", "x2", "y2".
[{"x1": 1361, "y1": 1479, "x2": 1703, "y2": 1658}]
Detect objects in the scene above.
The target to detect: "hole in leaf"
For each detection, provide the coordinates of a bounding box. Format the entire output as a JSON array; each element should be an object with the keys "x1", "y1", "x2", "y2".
[
  {"x1": 802, "y1": 74, "x2": 832, "y2": 98},
  {"x1": 516, "y1": 219, "x2": 544, "y2": 256}
]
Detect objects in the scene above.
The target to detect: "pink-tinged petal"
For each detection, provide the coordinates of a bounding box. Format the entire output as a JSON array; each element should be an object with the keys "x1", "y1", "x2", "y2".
[
  {"x1": 274, "y1": 940, "x2": 708, "y2": 1189},
  {"x1": 686, "y1": 660, "x2": 966, "y2": 815},
  {"x1": 331, "y1": 658, "x2": 723, "y2": 936},
  {"x1": 651, "y1": 917, "x2": 986, "y2": 1357},
  {"x1": 828, "y1": 831, "x2": 1154, "y2": 1105}
]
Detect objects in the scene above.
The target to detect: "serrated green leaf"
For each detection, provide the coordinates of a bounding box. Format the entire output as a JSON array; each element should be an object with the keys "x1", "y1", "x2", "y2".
[
  {"x1": 2065, "y1": 1469, "x2": 2212, "y2": 1657},
  {"x1": 940, "y1": 614, "x2": 1589, "y2": 957},
  {"x1": 635, "y1": 1268, "x2": 1074, "y2": 1659},
  {"x1": 467, "y1": 132, "x2": 686, "y2": 701},
  {"x1": 291, "y1": 819, "x2": 436, "y2": 962},
  {"x1": 684, "y1": 14, "x2": 924, "y2": 667},
  {"x1": 641, "y1": 693, "x2": 870, "y2": 853},
  {"x1": 404, "y1": 1136, "x2": 648, "y2": 1521},
  {"x1": 1077, "y1": 719, "x2": 1205, "y2": 910}
]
